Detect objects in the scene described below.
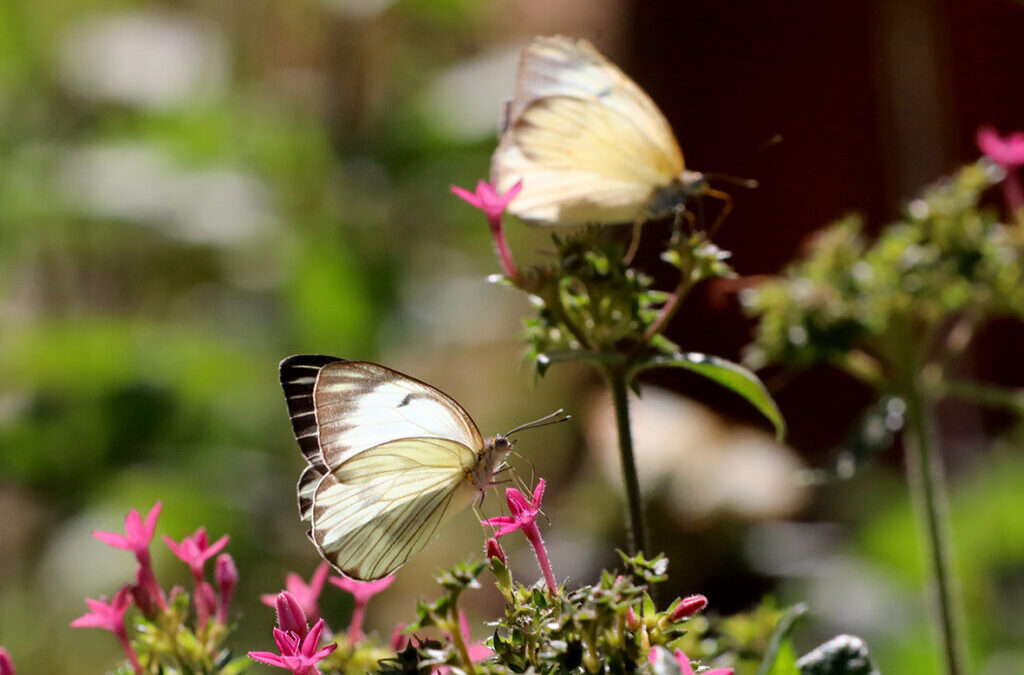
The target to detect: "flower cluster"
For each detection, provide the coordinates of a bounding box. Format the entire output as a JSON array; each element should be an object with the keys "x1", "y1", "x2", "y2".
[{"x1": 72, "y1": 503, "x2": 243, "y2": 674}]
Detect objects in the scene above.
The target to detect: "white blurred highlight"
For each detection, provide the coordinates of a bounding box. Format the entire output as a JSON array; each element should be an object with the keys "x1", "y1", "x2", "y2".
[{"x1": 587, "y1": 385, "x2": 807, "y2": 521}]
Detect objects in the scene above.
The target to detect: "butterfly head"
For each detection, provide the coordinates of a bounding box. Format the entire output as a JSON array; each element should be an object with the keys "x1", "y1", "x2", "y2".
[{"x1": 648, "y1": 171, "x2": 707, "y2": 220}]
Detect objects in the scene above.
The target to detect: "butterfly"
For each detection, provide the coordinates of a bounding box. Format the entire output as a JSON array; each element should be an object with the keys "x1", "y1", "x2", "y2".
[
  {"x1": 279, "y1": 355, "x2": 563, "y2": 580},
  {"x1": 490, "y1": 35, "x2": 711, "y2": 228}
]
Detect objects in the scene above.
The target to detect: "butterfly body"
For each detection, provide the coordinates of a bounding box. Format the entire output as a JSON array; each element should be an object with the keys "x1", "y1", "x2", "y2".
[
  {"x1": 491, "y1": 35, "x2": 700, "y2": 227},
  {"x1": 280, "y1": 355, "x2": 511, "y2": 580}
]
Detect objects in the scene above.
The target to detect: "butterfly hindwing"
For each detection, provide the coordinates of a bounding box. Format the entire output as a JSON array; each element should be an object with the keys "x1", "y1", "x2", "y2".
[{"x1": 311, "y1": 437, "x2": 478, "y2": 580}]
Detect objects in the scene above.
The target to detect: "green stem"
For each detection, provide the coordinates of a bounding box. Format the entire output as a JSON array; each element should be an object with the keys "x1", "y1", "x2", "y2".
[
  {"x1": 448, "y1": 608, "x2": 477, "y2": 675},
  {"x1": 933, "y1": 378, "x2": 1024, "y2": 415},
  {"x1": 605, "y1": 367, "x2": 648, "y2": 556},
  {"x1": 901, "y1": 377, "x2": 967, "y2": 675}
]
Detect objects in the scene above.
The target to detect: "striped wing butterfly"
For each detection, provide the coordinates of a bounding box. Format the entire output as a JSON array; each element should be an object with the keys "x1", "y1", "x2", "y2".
[{"x1": 279, "y1": 355, "x2": 562, "y2": 580}]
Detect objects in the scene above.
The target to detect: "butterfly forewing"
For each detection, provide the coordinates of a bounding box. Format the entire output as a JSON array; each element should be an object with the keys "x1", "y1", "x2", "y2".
[
  {"x1": 313, "y1": 360, "x2": 484, "y2": 469},
  {"x1": 312, "y1": 437, "x2": 477, "y2": 580}
]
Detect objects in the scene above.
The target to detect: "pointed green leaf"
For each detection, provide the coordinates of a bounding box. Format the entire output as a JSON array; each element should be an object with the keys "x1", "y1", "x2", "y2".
[
  {"x1": 634, "y1": 352, "x2": 786, "y2": 439},
  {"x1": 756, "y1": 603, "x2": 807, "y2": 675}
]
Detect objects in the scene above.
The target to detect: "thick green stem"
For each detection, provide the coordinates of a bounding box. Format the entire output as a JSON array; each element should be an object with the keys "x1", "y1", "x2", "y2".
[
  {"x1": 606, "y1": 368, "x2": 648, "y2": 555},
  {"x1": 902, "y1": 378, "x2": 967, "y2": 675}
]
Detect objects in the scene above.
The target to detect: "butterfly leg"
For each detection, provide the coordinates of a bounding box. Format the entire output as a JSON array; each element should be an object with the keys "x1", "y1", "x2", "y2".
[
  {"x1": 703, "y1": 186, "x2": 734, "y2": 237},
  {"x1": 623, "y1": 218, "x2": 645, "y2": 265}
]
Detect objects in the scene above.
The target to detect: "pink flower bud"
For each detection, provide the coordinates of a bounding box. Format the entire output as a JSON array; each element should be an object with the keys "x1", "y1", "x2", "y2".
[
  {"x1": 389, "y1": 623, "x2": 408, "y2": 651},
  {"x1": 130, "y1": 574, "x2": 158, "y2": 619},
  {"x1": 669, "y1": 594, "x2": 708, "y2": 621},
  {"x1": 625, "y1": 606, "x2": 641, "y2": 631},
  {"x1": 194, "y1": 581, "x2": 217, "y2": 630},
  {"x1": 0, "y1": 647, "x2": 15, "y2": 675},
  {"x1": 275, "y1": 591, "x2": 309, "y2": 638},
  {"x1": 485, "y1": 537, "x2": 506, "y2": 565},
  {"x1": 215, "y1": 554, "x2": 237, "y2": 624}
]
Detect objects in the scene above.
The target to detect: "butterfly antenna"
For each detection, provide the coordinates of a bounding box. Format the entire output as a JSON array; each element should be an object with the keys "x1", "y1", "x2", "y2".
[
  {"x1": 701, "y1": 171, "x2": 759, "y2": 190},
  {"x1": 504, "y1": 409, "x2": 571, "y2": 437}
]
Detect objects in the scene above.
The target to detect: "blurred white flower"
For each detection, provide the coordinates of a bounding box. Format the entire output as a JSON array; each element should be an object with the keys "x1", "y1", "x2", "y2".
[
  {"x1": 60, "y1": 10, "x2": 227, "y2": 109},
  {"x1": 587, "y1": 385, "x2": 808, "y2": 521},
  {"x1": 59, "y1": 142, "x2": 275, "y2": 246}
]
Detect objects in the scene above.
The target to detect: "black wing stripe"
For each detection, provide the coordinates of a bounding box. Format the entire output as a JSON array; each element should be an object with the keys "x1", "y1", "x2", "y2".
[{"x1": 279, "y1": 355, "x2": 347, "y2": 464}]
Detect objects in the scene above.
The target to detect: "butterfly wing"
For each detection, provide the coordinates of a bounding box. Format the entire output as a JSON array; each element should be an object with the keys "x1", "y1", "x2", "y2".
[
  {"x1": 491, "y1": 35, "x2": 685, "y2": 226},
  {"x1": 311, "y1": 437, "x2": 477, "y2": 580}
]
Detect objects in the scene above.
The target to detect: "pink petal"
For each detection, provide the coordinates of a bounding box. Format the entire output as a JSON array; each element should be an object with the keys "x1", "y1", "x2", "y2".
[
  {"x1": 143, "y1": 502, "x2": 161, "y2": 540},
  {"x1": 493, "y1": 523, "x2": 522, "y2": 538},
  {"x1": 204, "y1": 534, "x2": 230, "y2": 561},
  {"x1": 309, "y1": 563, "x2": 330, "y2": 595},
  {"x1": 481, "y1": 516, "x2": 515, "y2": 527},
  {"x1": 275, "y1": 592, "x2": 309, "y2": 638},
  {"x1": 498, "y1": 180, "x2": 523, "y2": 208},
  {"x1": 505, "y1": 488, "x2": 530, "y2": 514},
  {"x1": 273, "y1": 627, "x2": 299, "y2": 656},
  {"x1": 247, "y1": 650, "x2": 287, "y2": 668},
  {"x1": 673, "y1": 650, "x2": 696, "y2": 675},
  {"x1": 450, "y1": 185, "x2": 484, "y2": 210},
  {"x1": 123, "y1": 509, "x2": 143, "y2": 543},
  {"x1": 92, "y1": 530, "x2": 132, "y2": 550},
  {"x1": 163, "y1": 535, "x2": 185, "y2": 559},
  {"x1": 301, "y1": 619, "x2": 326, "y2": 657},
  {"x1": 311, "y1": 642, "x2": 338, "y2": 661},
  {"x1": 531, "y1": 478, "x2": 546, "y2": 506}
]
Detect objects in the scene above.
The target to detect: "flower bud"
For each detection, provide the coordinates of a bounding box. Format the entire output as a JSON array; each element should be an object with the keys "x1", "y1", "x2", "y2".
[
  {"x1": 194, "y1": 581, "x2": 217, "y2": 630},
  {"x1": 389, "y1": 623, "x2": 409, "y2": 651},
  {"x1": 215, "y1": 554, "x2": 237, "y2": 624},
  {"x1": 485, "y1": 537, "x2": 506, "y2": 565},
  {"x1": 625, "y1": 606, "x2": 641, "y2": 632},
  {"x1": 668, "y1": 594, "x2": 708, "y2": 621},
  {"x1": 0, "y1": 647, "x2": 15, "y2": 675},
  {"x1": 275, "y1": 591, "x2": 309, "y2": 638}
]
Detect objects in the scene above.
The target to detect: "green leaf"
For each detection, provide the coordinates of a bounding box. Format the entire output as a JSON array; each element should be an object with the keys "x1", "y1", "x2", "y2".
[
  {"x1": 795, "y1": 635, "x2": 879, "y2": 675},
  {"x1": 634, "y1": 352, "x2": 786, "y2": 439},
  {"x1": 756, "y1": 603, "x2": 807, "y2": 675},
  {"x1": 767, "y1": 640, "x2": 801, "y2": 675}
]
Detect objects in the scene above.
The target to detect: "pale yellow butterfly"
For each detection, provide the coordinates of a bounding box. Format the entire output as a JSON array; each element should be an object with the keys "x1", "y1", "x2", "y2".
[
  {"x1": 279, "y1": 355, "x2": 563, "y2": 580},
  {"x1": 491, "y1": 35, "x2": 709, "y2": 227}
]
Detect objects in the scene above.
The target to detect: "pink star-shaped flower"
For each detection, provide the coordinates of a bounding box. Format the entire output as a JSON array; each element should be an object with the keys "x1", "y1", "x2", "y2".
[
  {"x1": 261, "y1": 563, "x2": 330, "y2": 625},
  {"x1": 977, "y1": 126, "x2": 1024, "y2": 169},
  {"x1": 92, "y1": 502, "x2": 161, "y2": 554},
  {"x1": 71, "y1": 586, "x2": 143, "y2": 674},
  {"x1": 482, "y1": 478, "x2": 558, "y2": 593},
  {"x1": 977, "y1": 126, "x2": 1024, "y2": 216},
  {"x1": 164, "y1": 527, "x2": 230, "y2": 584},
  {"x1": 92, "y1": 502, "x2": 167, "y2": 612},
  {"x1": 248, "y1": 618, "x2": 337, "y2": 675},
  {"x1": 451, "y1": 179, "x2": 523, "y2": 280},
  {"x1": 328, "y1": 574, "x2": 395, "y2": 641}
]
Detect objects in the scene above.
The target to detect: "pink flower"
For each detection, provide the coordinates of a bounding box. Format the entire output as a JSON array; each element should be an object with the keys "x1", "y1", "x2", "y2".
[
  {"x1": 93, "y1": 502, "x2": 166, "y2": 611},
  {"x1": 0, "y1": 647, "x2": 14, "y2": 675},
  {"x1": 977, "y1": 126, "x2": 1024, "y2": 169},
  {"x1": 215, "y1": 554, "x2": 238, "y2": 624},
  {"x1": 451, "y1": 180, "x2": 523, "y2": 281},
  {"x1": 482, "y1": 478, "x2": 558, "y2": 594},
  {"x1": 977, "y1": 126, "x2": 1024, "y2": 216},
  {"x1": 328, "y1": 574, "x2": 395, "y2": 642},
  {"x1": 93, "y1": 502, "x2": 162, "y2": 554},
  {"x1": 71, "y1": 586, "x2": 142, "y2": 675},
  {"x1": 164, "y1": 527, "x2": 230, "y2": 585},
  {"x1": 249, "y1": 618, "x2": 337, "y2": 675},
  {"x1": 648, "y1": 648, "x2": 732, "y2": 675},
  {"x1": 668, "y1": 594, "x2": 708, "y2": 621},
  {"x1": 262, "y1": 563, "x2": 330, "y2": 625}
]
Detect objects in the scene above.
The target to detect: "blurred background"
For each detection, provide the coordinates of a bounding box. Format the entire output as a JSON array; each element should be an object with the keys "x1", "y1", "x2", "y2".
[{"x1": 2, "y1": 0, "x2": 1024, "y2": 673}]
